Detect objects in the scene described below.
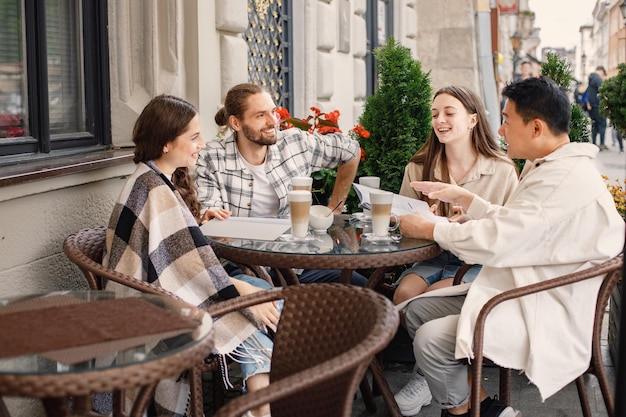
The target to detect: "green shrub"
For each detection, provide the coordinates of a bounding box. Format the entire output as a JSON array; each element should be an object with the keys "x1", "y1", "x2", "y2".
[
  {"x1": 599, "y1": 62, "x2": 626, "y2": 135},
  {"x1": 358, "y1": 37, "x2": 432, "y2": 193},
  {"x1": 540, "y1": 52, "x2": 590, "y2": 144}
]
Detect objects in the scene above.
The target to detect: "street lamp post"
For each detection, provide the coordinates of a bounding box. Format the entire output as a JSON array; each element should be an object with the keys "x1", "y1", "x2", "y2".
[{"x1": 510, "y1": 32, "x2": 521, "y2": 81}]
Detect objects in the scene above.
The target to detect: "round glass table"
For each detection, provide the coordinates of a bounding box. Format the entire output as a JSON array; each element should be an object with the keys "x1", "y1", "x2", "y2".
[
  {"x1": 0, "y1": 291, "x2": 214, "y2": 417},
  {"x1": 207, "y1": 214, "x2": 442, "y2": 288}
]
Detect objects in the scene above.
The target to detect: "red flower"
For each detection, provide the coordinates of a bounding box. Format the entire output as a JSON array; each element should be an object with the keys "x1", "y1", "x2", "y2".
[
  {"x1": 0, "y1": 113, "x2": 26, "y2": 138},
  {"x1": 275, "y1": 107, "x2": 291, "y2": 120},
  {"x1": 324, "y1": 110, "x2": 340, "y2": 125},
  {"x1": 317, "y1": 125, "x2": 342, "y2": 135},
  {"x1": 275, "y1": 107, "x2": 365, "y2": 163},
  {"x1": 352, "y1": 124, "x2": 370, "y2": 139}
]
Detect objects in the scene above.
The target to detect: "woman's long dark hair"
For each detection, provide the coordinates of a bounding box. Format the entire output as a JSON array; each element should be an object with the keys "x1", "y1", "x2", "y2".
[
  {"x1": 133, "y1": 94, "x2": 203, "y2": 221},
  {"x1": 410, "y1": 86, "x2": 514, "y2": 216}
]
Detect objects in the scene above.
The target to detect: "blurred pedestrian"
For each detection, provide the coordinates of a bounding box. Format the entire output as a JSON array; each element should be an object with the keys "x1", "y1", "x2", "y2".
[{"x1": 587, "y1": 66, "x2": 608, "y2": 150}]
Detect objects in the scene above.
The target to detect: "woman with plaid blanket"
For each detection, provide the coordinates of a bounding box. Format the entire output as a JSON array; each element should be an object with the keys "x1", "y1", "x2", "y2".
[{"x1": 104, "y1": 95, "x2": 276, "y2": 417}]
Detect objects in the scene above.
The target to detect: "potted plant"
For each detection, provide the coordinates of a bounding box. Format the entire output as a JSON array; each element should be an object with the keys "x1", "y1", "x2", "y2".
[{"x1": 358, "y1": 37, "x2": 433, "y2": 194}]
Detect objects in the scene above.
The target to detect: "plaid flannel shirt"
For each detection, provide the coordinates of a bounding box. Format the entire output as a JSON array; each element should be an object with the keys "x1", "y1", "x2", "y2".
[{"x1": 195, "y1": 127, "x2": 359, "y2": 217}]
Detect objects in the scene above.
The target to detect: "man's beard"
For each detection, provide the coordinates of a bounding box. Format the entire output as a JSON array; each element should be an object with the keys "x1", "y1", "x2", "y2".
[{"x1": 241, "y1": 123, "x2": 277, "y2": 146}]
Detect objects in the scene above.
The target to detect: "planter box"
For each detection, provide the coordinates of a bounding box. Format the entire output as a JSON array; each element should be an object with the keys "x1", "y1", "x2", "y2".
[{"x1": 609, "y1": 280, "x2": 622, "y2": 369}]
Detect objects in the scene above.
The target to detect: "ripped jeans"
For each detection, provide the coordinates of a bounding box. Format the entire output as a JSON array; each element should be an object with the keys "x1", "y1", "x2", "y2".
[{"x1": 230, "y1": 274, "x2": 282, "y2": 391}]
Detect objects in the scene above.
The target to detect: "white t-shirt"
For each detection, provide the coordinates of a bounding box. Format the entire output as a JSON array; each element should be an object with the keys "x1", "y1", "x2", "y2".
[{"x1": 240, "y1": 158, "x2": 280, "y2": 217}]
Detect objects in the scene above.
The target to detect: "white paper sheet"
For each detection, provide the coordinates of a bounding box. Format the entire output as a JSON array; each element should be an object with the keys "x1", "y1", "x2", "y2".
[
  {"x1": 200, "y1": 217, "x2": 291, "y2": 241},
  {"x1": 352, "y1": 183, "x2": 448, "y2": 223}
]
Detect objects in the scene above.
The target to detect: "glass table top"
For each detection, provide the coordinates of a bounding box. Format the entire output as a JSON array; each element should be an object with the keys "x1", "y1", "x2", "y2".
[
  {"x1": 207, "y1": 213, "x2": 437, "y2": 256},
  {"x1": 0, "y1": 291, "x2": 212, "y2": 375}
]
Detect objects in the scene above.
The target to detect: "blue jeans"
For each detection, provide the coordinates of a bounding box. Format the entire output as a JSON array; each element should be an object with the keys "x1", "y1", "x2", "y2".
[
  {"x1": 284, "y1": 269, "x2": 368, "y2": 287},
  {"x1": 230, "y1": 274, "x2": 280, "y2": 389},
  {"x1": 590, "y1": 106, "x2": 607, "y2": 146},
  {"x1": 225, "y1": 262, "x2": 368, "y2": 287},
  {"x1": 395, "y1": 251, "x2": 482, "y2": 286}
]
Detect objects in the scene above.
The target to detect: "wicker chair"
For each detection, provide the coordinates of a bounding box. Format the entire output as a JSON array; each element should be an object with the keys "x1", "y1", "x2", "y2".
[
  {"x1": 206, "y1": 283, "x2": 399, "y2": 417},
  {"x1": 451, "y1": 255, "x2": 623, "y2": 417},
  {"x1": 62, "y1": 226, "x2": 224, "y2": 416}
]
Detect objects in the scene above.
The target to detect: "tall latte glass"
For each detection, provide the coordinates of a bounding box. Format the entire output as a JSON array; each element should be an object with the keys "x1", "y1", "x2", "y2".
[
  {"x1": 288, "y1": 190, "x2": 312, "y2": 238},
  {"x1": 291, "y1": 176, "x2": 313, "y2": 191},
  {"x1": 369, "y1": 190, "x2": 399, "y2": 237}
]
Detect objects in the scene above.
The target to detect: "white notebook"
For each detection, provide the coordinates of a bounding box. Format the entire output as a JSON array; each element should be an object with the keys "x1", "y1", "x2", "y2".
[{"x1": 200, "y1": 216, "x2": 291, "y2": 241}]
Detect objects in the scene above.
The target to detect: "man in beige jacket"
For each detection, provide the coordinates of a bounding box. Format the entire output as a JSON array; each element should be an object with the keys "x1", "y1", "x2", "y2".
[{"x1": 397, "y1": 77, "x2": 625, "y2": 417}]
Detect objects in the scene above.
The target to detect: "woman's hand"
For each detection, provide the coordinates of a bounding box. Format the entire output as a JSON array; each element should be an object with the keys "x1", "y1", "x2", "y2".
[
  {"x1": 448, "y1": 205, "x2": 470, "y2": 223},
  {"x1": 248, "y1": 301, "x2": 281, "y2": 331},
  {"x1": 231, "y1": 278, "x2": 280, "y2": 330},
  {"x1": 200, "y1": 208, "x2": 232, "y2": 224}
]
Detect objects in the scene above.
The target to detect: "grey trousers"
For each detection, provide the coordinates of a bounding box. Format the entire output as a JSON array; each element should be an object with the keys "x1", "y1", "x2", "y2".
[{"x1": 404, "y1": 295, "x2": 469, "y2": 409}]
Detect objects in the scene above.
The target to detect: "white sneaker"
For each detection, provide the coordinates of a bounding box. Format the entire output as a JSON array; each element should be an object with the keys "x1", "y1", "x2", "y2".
[{"x1": 394, "y1": 372, "x2": 432, "y2": 416}]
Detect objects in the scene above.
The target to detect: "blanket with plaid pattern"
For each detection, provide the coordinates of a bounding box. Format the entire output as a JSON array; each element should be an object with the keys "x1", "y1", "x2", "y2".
[{"x1": 104, "y1": 161, "x2": 259, "y2": 416}]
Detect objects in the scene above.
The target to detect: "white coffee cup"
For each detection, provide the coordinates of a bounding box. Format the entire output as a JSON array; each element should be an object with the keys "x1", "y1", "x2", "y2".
[
  {"x1": 369, "y1": 190, "x2": 399, "y2": 237},
  {"x1": 359, "y1": 176, "x2": 380, "y2": 189},
  {"x1": 291, "y1": 176, "x2": 313, "y2": 192},
  {"x1": 288, "y1": 190, "x2": 312, "y2": 238}
]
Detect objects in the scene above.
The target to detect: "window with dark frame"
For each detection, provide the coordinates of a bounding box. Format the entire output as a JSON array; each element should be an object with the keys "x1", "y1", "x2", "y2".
[
  {"x1": 365, "y1": 0, "x2": 393, "y2": 97},
  {"x1": 0, "y1": 0, "x2": 110, "y2": 165},
  {"x1": 244, "y1": 0, "x2": 293, "y2": 113}
]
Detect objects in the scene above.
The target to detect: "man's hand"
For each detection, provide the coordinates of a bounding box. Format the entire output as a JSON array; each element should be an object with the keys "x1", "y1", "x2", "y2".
[
  {"x1": 410, "y1": 181, "x2": 475, "y2": 212},
  {"x1": 399, "y1": 212, "x2": 435, "y2": 240},
  {"x1": 328, "y1": 156, "x2": 359, "y2": 213}
]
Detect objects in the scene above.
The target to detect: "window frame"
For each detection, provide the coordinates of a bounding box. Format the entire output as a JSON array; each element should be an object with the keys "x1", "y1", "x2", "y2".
[
  {"x1": 365, "y1": 0, "x2": 393, "y2": 97},
  {"x1": 0, "y1": 0, "x2": 111, "y2": 167}
]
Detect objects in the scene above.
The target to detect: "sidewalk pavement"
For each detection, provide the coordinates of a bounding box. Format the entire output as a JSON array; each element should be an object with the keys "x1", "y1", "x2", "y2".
[
  {"x1": 595, "y1": 142, "x2": 625, "y2": 184},
  {"x1": 352, "y1": 311, "x2": 614, "y2": 417}
]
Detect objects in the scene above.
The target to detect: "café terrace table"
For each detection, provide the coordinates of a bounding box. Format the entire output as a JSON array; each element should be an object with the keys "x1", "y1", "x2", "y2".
[
  {"x1": 207, "y1": 214, "x2": 442, "y2": 289},
  {"x1": 206, "y1": 214, "x2": 442, "y2": 417},
  {"x1": 0, "y1": 291, "x2": 214, "y2": 417}
]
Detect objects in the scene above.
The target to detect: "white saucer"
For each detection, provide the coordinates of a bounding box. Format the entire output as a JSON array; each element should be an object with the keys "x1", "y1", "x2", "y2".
[
  {"x1": 277, "y1": 234, "x2": 314, "y2": 242},
  {"x1": 360, "y1": 233, "x2": 401, "y2": 244},
  {"x1": 351, "y1": 212, "x2": 372, "y2": 222}
]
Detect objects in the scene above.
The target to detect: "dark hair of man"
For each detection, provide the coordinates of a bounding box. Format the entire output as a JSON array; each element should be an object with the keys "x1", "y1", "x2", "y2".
[
  {"x1": 501, "y1": 76, "x2": 570, "y2": 136},
  {"x1": 214, "y1": 83, "x2": 265, "y2": 128},
  {"x1": 132, "y1": 94, "x2": 203, "y2": 221}
]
